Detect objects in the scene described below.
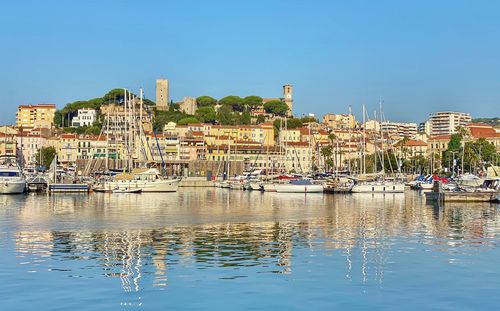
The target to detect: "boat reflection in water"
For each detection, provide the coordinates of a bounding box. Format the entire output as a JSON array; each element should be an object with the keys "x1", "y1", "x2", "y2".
[{"x1": 3, "y1": 190, "x2": 499, "y2": 309}]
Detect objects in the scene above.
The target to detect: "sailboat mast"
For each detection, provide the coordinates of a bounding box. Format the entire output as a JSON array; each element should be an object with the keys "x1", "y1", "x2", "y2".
[
  {"x1": 105, "y1": 111, "x2": 109, "y2": 172},
  {"x1": 348, "y1": 105, "x2": 352, "y2": 173},
  {"x1": 362, "y1": 104, "x2": 366, "y2": 174}
]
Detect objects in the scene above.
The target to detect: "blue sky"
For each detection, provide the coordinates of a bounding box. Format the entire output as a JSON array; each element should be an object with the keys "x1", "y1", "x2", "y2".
[{"x1": 1, "y1": 0, "x2": 499, "y2": 124}]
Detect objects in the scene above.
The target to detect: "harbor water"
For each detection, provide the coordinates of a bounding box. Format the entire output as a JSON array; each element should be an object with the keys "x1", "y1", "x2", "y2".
[{"x1": 0, "y1": 189, "x2": 499, "y2": 310}]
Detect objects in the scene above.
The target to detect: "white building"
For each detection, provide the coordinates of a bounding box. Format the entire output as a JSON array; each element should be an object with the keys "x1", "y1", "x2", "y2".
[
  {"x1": 16, "y1": 132, "x2": 48, "y2": 165},
  {"x1": 71, "y1": 108, "x2": 97, "y2": 127},
  {"x1": 427, "y1": 111, "x2": 471, "y2": 136},
  {"x1": 380, "y1": 122, "x2": 418, "y2": 137}
]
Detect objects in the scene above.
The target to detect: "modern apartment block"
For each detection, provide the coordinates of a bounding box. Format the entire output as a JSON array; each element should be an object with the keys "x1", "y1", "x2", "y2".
[
  {"x1": 380, "y1": 122, "x2": 418, "y2": 137},
  {"x1": 156, "y1": 79, "x2": 169, "y2": 111},
  {"x1": 427, "y1": 111, "x2": 471, "y2": 136},
  {"x1": 16, "y1": 104, "x2": 56, "y2": 130}
]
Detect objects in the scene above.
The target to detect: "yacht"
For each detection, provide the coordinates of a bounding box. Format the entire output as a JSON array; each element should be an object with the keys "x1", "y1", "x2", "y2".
[
  {"x1": 275, "y1": 179, "x2": 324, "y2": 193},
  {"x1": 98, "y1": 167, "x2": 180, "y2": 192},
  {"x1": 0, "y1": 156, "x2": 27, "y2": 194}
]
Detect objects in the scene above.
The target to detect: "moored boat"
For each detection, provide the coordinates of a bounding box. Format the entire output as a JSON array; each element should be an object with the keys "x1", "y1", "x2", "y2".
[
  {"x1": 112, "y1": 187, "x2": 142, "y2": 194},
  {"x1": 102, "y1": 168, "x2": 180, "y2": 192},
  {"x1": 275, "y1": 179, "x2": 323, "y2": 193},
  {"x1": 351, "y1": 182, "x2": 405, "y2": 193},
  {"x1": 0, "y1": 156, "x2": 26, "y2": 194}
]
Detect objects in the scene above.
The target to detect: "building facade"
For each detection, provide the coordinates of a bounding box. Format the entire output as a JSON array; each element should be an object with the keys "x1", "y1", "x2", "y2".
[
  {"x1": 16, "y1": 104, "x2": 56, "y2": 130},
  {"x1": 71, "y1": 108, "x2": 97, "y2": 127},
  {"x1": 427, "y1": 111, "x2": 472, "y2": 136},
  {"x1": 179, "y1": 97, "x2": 197, "y2": 115},
  {"x1": 322, "y1": 113, "x2": 356, "y2": 129},
  {"x1": 380, "y1": 122, "x2": 418, "y2": 138}
]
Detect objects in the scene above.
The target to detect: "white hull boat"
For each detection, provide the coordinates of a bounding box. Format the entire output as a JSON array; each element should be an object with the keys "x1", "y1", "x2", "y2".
[
  {"x1": 351, "y1": 182, "x2": 405, "y2": 193},
  {"x1": 104, "y1": 179, "x2": 179, "y2": 192},
  {"x1": 103, "y1": 168, "x2": 180, "y2": 192},
  {"x1": 0, "y1": 156, "x2": 26, "y2": 194},
  {"x1": 230, "y1": 182, "x2": 244, "y2": 190},
  {"x1": 262, "y1": 183, "x2": 277, "y2": 192},
  {"x1": 275, "y1": 184, "x2": 323, "y2": 193},
  {"x1": 0, "y1": 180, "x2": 26, "y2": 194}
]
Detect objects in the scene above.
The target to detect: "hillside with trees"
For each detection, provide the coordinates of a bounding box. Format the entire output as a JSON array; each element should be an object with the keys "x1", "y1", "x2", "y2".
[{"x1": 56, "y1": 90, "x2": 291, "y2": 132}]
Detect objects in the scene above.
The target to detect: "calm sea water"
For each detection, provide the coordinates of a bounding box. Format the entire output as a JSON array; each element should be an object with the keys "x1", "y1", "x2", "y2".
[{"x1": 0, "y1": 189, "x2": 499, "y2": 310}]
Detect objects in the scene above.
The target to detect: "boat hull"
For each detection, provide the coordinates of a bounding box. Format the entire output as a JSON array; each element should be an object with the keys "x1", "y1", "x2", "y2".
[
  {"x1": 104, "y1": 179, "x2": 180, "y2": 192},
  {"x1": 262, "y1": 183, "x2": 276, "y2": 192},
  {"x1": 351, "y1": 183, "x2": 405, "y2": 193},
  {"x1": 275, "y1": 184, "x2": 323, "y2": 193},
  {"x1": 48, "y1": 183, "x2": 89, "y2": 193},
  {"x1": 0, "y1": 180, "x2": 26, "y2": 194}
]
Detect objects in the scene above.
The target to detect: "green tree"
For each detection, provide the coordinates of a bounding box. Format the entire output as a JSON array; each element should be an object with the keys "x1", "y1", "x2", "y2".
[
  {"x1": 153, "y1": 109, "x2": 189, "y2": 131},
  {"x1": 196, "y1": 96, "x2": 217, "y2": 107},
  {"x1": 219, "y1": 96, "x2": 244, "y2": 111},
  {"x1": 195, "y1": 106, "x2": 217, "y2": 123},
  {"x1": 102, "y1": 89, "x2": 132, "y2": 104},
  {"x1": 35, "y1": 146, "x2": 56, "y2": 169},
  {"x1": 216, "y1": 105, "x2": 236, "y2": 125},
  {"x1": 240, "y1": 111, "x2": 251, "y2": 125},
  {"x1": 256, "y1": 114, "x2": 266, "y2": 124},
  {"x1": 177, "y1": 117, "x2": 200, "y2": 125},
  {"x1": 320, "y1": 145, "x2": 333, "y2": 171},
  {"x1": 264, "y1": 100, "x2": 289, "y2": 116},
  {"x1": 242, "y1": 96, "x2": 263, "y2": 109}
]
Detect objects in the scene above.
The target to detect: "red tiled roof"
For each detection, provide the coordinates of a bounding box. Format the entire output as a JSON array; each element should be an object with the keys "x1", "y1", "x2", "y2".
[
  {"x1": 394, "y1": 139, "x2": 427, "y2": 147},
  {"x1": 429, "y1": 135, "x2": 451, "y2": 141},
  {"x1": 469, "y1": 127, "x2": 500, "y2": 138},
  {"x1": 286, "y1": 141, "x2": 310, "y2": 147}
]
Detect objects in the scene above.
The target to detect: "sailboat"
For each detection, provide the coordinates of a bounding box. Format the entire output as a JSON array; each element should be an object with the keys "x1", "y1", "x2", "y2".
[
  {"x1": 351, "y1": 102, "x2": 404, "y2": 193},
  {"x1": 96, "y1": 88, "x2": 180, "y2": 193}
]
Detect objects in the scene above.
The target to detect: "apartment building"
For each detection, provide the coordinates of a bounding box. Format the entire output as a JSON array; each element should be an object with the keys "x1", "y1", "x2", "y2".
[
  {"x1": 380, "y1": 122, "x2": 418, "y2": 138},
  {"x1": 16, "y1": 104, "x2": 56, "y2": 130},
  {"x1": 427, "y1": 111, "x2": 471, "y2": 136}
]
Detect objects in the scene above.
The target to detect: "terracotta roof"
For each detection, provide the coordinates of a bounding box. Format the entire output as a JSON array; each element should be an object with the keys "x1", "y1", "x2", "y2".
[
  {"x1": 18, "y1": 104, "x2": 56, "y2": 109},
  {"x1": 61, "y1": 133, "x2": 78, "y2": 139},
  {"x1": 469, "y1": 127, "x2": 500, "y2": 138},
  {"x1": 286, "y1": 141, "x2": 310, "y2": 147},
  {"x1": 191, "y1": 131, "x2": 204, "y2": 136},
  {"x1": 394, "y1": 139, "x2": 427, "y2": 147},
  {"x1": 429, "y1": 135, "x2": 451, "y2": 141}
]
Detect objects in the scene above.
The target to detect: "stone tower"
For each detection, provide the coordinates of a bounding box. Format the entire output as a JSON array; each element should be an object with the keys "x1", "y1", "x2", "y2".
[
  {"x1": 156, "y1": 79, "x2": 169, "y2": 111},
  {"x1": 283, "y1": 84, "x2": 293, "y2": 116}
]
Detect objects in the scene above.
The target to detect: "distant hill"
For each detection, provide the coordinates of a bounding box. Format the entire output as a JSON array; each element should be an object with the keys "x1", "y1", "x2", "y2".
[{"x1": 472, "y1": 117, "x2": 500, "y2": 127}]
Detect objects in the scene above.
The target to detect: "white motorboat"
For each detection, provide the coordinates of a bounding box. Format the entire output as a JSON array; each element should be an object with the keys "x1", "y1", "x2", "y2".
[
  {"x1": 275, "y1": 179, "x2": 323, "y2": 193},
  {"x1": 103, "y1": 168, "x2": 180, "y2": 192},
  {"x1": 0, "y1": 156, "x2": 26, "y2": 194},
  {"x1": 351, "y1": 182, "x2": 405, "y2": 193}
]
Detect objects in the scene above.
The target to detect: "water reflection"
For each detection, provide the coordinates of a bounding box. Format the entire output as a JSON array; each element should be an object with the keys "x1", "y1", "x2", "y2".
[{"x1": 2, "y1": 190, "x2": 499, "y2": 294}]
